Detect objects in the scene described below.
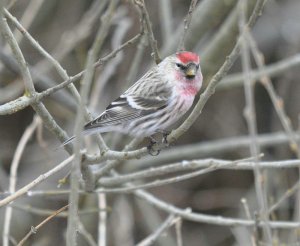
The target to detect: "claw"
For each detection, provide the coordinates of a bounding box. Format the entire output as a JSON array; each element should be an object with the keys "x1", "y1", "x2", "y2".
[
  {"x1": 162, "y1": 131, "x2": 170, "y2": 144},
  {"x1": 147, "y1": 137, "x2": 160, "y2": 156}
]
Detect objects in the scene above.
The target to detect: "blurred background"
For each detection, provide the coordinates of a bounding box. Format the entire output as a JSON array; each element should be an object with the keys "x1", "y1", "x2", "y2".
[{"x1": 0, "y1": 0, "x2": 300, "y2": 245}]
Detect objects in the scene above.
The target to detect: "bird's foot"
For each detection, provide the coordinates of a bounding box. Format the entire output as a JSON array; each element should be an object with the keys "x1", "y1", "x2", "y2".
[
  {"x1": 156, "y1": 129, "x2": 171, "y2": 144},
  {"x1": 147, "y1": 136, "x2": 160, "y2": 156},
  {"x1": 161, "y1": 130, "x2": 171, "y2": 144}
]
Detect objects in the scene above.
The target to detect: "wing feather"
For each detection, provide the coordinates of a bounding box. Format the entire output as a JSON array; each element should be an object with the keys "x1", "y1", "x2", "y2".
[{"x1": 84, "y1": 66, "x2": 171, "y2": 131}]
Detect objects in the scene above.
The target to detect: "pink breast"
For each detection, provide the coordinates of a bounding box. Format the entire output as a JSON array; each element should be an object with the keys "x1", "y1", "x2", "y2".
[{"x1": 182, "y1": 85, "x2": 199, "y2": 96}]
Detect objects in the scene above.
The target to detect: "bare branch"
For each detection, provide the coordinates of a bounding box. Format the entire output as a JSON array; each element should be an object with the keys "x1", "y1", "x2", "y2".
[
  {"x1": 99, "y1": 158, "x2": 300, "y2": 187},
  {"x1": 98, "y1": 194, "x2": 107, "y2": 246},
  {"x1": 134, "y1": 0, "x2": 161, "y2": 64},
  {"x1": 268, "y1": 180, "x2": 300, "y2": 214},
  {"x1": 177, "y1": 0, "x2": 198, "y2": 51},
  {"x1": 0, "y1": 155, "x2": 74, "y2": 208},
  {"x1": 17, "y1": 204, "x2": 69, "y2": 246},
  {"x1": 3, "y1": 115, "x2": 39, "y2": 246},
  {"x1": 66, "y1": 0, "x2": 118, "y2": 244},
  {"x1": 239, "y1": 0, "x2": 272, "y2": 241},
  {"x1": 218, "y1": 53, "x2": 300, "y2": 90},
  {"x1": 247, "y1": 33, "x2": 300, "y2": 156},
  {"x1": 168, "y1": 0, "x2": 267, "y2": 143},
  {"x1": 0, "y1": 32, "x2": 142, "y2": 115},
  {"x1": 78, "y1": 220, "x2": 97, "y2": 246},
  {"x1": 136, "y1": 214, "x2": 177, "y2": 246},
  {"x1": 134, "y1": 189, "x2": 300, "y2": 229}
]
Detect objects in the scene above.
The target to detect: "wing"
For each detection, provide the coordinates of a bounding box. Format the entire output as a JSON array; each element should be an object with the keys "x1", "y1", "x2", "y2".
[
  {"x1": 84, "y1": 66, "x2": 172, "y2": 132},
  {"x1": 123, "y1": 66, "x2": 171, "y2": 100}
]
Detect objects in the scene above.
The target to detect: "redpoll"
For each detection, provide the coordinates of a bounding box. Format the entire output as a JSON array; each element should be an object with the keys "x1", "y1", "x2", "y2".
[{"x1": 63, "y1": 51, "x2": 202, "y2": 146}]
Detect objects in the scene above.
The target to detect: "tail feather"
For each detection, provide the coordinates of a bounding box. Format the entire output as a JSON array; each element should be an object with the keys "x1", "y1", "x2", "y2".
[
  {"x1": 58, "y1": 124, "x2": 122, "y2": 150},
  {"x1": 61, "y1": 135, "x2": 76, "y2": 147}
]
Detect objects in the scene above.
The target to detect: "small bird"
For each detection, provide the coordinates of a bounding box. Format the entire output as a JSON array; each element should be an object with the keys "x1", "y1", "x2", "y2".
[{"x1": 63, "y1": 51, "x2": 203, "y2": 149}]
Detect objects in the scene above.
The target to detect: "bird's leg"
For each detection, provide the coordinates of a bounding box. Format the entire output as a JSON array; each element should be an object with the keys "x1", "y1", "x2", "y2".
[
  {"x1": 162, "y1": 130, "x2": 171, "y2": 144},
  {"x1": 147, "y1": 136, "x2": 160, "y2": 156},
  {"x1": 156, "y1": 129, "x2": 171, "y2": 144}
]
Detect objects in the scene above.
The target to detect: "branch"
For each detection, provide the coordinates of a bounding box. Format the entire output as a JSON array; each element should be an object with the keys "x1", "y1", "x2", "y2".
[
  {"x1": 159, "y1": 0, "x2": 173, "y2": 45},
  {"x1": 268, "y1": 180, "x2": 300, "y2": 214},
  {"x1": 98, "y1": 158, "x2": 300, "y2": 187},
  {"x1": 247, "y1": 32, "x2": 300, "y2": 156},
  {"x1": 177, "y1": 0, "x2": 198, "y2": 51},
  {"x1": 30, "y1": 186, "x2": 300, "y2": 229},
  {"x1": 162, "y1": 0, "x2": 237, "y2": 56},
  {"x1": 3, "y1": 115, "x2": 39, "y2": 246},
  {"x1": 17, "y1": 204, "x2": 69, "y2": 246},
  {"x1": 0, "y1": 32, "x2": 142, "y2": 115},
  {"x1": 0, "y1": 8, "x2": 35, "y2": 94},
  {"x1": 134, "y1": 189, "x2": 300, "y2": 229},
  {"x1": 136, "y1": 214, "x2": 177, "y2": 246},
  {"x1": 0, "y1": 5, "x2": 73, "y2": 153},
  {"x1": 66, "y1": 1, "x2": 117, "y2": 244},
  {"x1": 0, "y1": 155, "x2": 74, "y2": 208},
  {"x1": 128, "y1": 131, "x2": 300, "y2": 171},
  {"x1": 11, "y1": 203, "x2": 102, "y2": 217},
  {"x1": 78, "y1": 220, "x2": 97, "y2": 246},
  {"x1": 98, "y1": 194, "x2": 107, "y2": 246},
  {"x1": 4, "y1": 8, "x2": 69, "y2": 80},
  {"x1": 134, "y1": 0, "x2": 161, "y2": 64},
  {"x1": 239, "y1": 0, "x2": 271, "y2": 241},
  {"x1": 218, "y1": 53, "x2": 300, "y2": 90},
  {"x1": 167, "y1": 0, "x2": 267, "y2": 143}
]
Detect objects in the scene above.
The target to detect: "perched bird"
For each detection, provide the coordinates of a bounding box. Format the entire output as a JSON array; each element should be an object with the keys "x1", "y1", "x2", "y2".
[{"x1": 63, "y1": 51, "x2": 203, "y2": 148}]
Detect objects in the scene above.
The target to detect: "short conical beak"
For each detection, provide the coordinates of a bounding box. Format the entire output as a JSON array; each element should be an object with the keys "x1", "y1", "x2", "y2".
[{"x1": 185, "y1": 65, "x2": 197, "y2": 78}]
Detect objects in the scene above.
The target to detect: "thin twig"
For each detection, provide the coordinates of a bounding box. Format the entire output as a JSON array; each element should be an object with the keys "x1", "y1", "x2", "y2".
[
  {"x1": 67, "y1": 1, "x2": 117, "y2": 245},
  {"x1": 0, "y1": 8, "x2": 35, "y2": 94},
  {"x1": 134, "y1": 188, "x2": 300, "y2": 229},
  {"x1": 23, "y1": 187, "x2": 300, "y2": 229},
  {"x1": 90, "y1": 10, "x2": 131, "y2": 110},
  {"x1": 5, "y1": 7, "x2": 109, "y2": 151},
  {"x1": 39, "y1": 0, "x2": 108, "y2": 69},
  {"x1": 11, "y1": 203, "x2": 103, "y2": 217},
  {"x1": 0, "y1": 32, "x2": 142, "y2": 116},
  {"x1": 4, "y1": 0, "x2": 44, "y2": 49},
  {"x1": 159, "y1": 0, "x2": 173, "y2": 45},
  {"x1": 136, "y1": 214, "x2": 176, "y2": 246},
  {"x1": 129, "y1": 131, "x2": 300, "y2": 171},
  {"x1": 93, "y1": 137, "x2": 143, "y2": 179},
  {"x1": 218, "y1": 53, "x2": 300, "y2": 90},
  {"x1": 268, "y1": 180, "x2": 300, "y2": 214},
  {"x1": 99, "y1": 158, "x2": 300, "y2": 187},
  {"x1": 177, "y1": 0, "x2": 198, "y2": 51},
  {"x1": 2, "y1": 115, "x2": 39, "y2": 246},
  {"x1": 241, "y1": 198, "x2": 257, "y2": 246},
  {"x1": 125, "y1": 34, "x2": 147, "y2": 87},
  {"x1": 0, "y1": 4, "x2": 74, "y2": 154},
  {"x1": 17, "y1": 204, "x2": 69, "y2": 246},
  {"x1": 98, "y1": 193, "x2": 107, "y2": 246},
  {"x1": 96, "y1": 157, "x2": 259, "y2": 192},
  {"x1": 0, "y1": 155, "x2": 74, "y2": 208},
  {"x1": 78, "y1": 220, "x2": 97, "y2": 246},
  {"x1": 239, "y1": 0, "x2": 272, "y2": 242},
  {"x1": 134, "y1": 0, "x2": 161, "y2": 64},
  {"x1": 4, "y1": 8, "x2": 69, "y2": 80},
  {"x1": 168, "y1": 0, "x2": 267, "y2": 143},
  {"x1": 247, "y1": 33, "x2": 300, "y2": 156},
  {"x1": 175, "y1": 217, "x2": 183, "y2": 246},
  {"x1": 82, "y1": 0, "x2": 268, "y2": 169}
]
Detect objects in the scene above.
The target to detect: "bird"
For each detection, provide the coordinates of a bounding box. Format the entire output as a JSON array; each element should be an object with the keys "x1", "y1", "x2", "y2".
[{"x1": 63, "y1": 51, "x2": 203, "y2": 152}]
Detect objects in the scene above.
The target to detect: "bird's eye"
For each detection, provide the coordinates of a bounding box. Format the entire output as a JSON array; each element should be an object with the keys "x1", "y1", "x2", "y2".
[
  {"x1": 176, "y1": 63, "x2": 186, "y2": 70},
  {"x1": 196, "y1": 64, "x2": 200, "y2": 70}
]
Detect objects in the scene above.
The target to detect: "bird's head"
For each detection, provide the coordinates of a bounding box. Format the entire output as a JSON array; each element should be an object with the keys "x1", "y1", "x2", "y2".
[{"x1": 174, "y1": 51, "x2": 200, "y2": 80}]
